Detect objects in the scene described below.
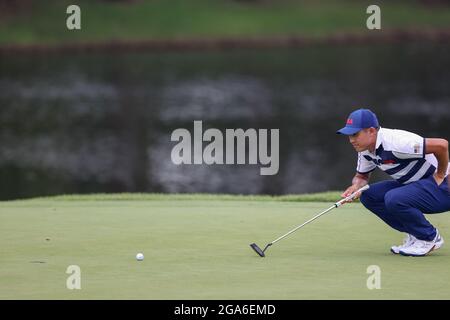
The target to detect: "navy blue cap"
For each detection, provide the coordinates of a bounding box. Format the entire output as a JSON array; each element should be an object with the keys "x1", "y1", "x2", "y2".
[{"x1": 336, "y1": 108, "x2": 379, "y2": 135}]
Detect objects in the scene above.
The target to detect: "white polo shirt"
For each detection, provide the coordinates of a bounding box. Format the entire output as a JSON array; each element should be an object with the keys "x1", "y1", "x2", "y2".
[{"x1": 356, "y1": 127, "x2": 447, "y2": 184}]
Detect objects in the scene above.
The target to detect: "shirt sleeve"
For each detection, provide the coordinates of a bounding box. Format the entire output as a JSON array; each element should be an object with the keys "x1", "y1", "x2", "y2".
[
  {"x1": 356, "y1": 153, "x2": 376, "y2": 174},
  {"x1": 389, "y1": 130, "x2": 425, "y2": 159}
]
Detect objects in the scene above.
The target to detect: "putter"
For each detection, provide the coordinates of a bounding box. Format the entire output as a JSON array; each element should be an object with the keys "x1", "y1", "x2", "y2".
[{"x1": 250, "y1": 185, "x2": 370, "y2": 257}]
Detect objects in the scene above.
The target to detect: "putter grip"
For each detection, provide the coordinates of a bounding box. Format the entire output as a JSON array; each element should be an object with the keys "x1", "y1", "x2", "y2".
[{"x1": 335, "y1": 184, "x2": 370, "y2": 207}]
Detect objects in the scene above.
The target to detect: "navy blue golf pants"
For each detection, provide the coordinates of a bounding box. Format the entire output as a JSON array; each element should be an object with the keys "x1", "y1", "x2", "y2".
[{"x1": 360, "y1": 175, "x2": 450, "y2": 241}]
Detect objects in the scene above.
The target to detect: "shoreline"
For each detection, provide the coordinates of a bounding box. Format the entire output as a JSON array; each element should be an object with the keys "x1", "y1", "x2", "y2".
[{"x1": 1, "y1": 28, "x2": 450, "y2": 55}]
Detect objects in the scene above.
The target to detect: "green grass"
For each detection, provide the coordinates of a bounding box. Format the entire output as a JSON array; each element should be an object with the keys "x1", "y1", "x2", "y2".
[
  {"x1": 0, "y1": 0, "x2": 449, "y2": 45},
  {"x1": 1, "y1": 194, "x2": 449, "y2": 299}
]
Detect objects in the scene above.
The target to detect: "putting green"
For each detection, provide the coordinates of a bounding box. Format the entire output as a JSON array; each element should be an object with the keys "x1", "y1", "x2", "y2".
[{"x1": 1, "y1": 196, "x2": 449, "y2": 299}]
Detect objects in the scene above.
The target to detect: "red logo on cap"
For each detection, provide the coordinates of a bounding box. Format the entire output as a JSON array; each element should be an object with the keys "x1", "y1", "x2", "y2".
[{"x1": 346, "y1": 118, "x2": 353, "y2": 125}]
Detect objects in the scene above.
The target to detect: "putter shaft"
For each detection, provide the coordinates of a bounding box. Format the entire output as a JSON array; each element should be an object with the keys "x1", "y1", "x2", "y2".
[
  {"x1": 270, "y1": 185, "x2": 369, "y2": 246},
  {"x1": 250, "y1": 185, "x2": 369, "y2": 257},
  {"x1": 270, "y1": 205, "x2": 335, "y2": 245}
]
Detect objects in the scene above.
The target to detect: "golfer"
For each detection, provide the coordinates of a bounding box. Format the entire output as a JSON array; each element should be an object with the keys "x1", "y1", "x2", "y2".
[{"x1": 337, "y1": 108, "x2": 450, "y2": 256}]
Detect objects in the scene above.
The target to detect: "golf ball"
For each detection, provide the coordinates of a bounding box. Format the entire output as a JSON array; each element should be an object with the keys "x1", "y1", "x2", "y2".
[{"x1": 136, "y1": 253, "x2": 144, "y2": 261}]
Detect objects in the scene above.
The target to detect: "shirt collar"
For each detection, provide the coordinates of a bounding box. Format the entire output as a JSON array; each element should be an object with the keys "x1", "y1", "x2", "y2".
[
  {"x1": 375, "y1": 127, "x2": 383, "y2": 149},
  {"x1": 366, "y1": 127, "x2": 383, "y2": 156}
]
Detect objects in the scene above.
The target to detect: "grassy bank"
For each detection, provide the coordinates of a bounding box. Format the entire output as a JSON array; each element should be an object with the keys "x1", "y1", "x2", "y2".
[
  {"x1": 1, "y1": 192, "x2": 343, "y2": 203},
  {"x1": 0, "y1": 0, "x2": 449, "y2": 45}
]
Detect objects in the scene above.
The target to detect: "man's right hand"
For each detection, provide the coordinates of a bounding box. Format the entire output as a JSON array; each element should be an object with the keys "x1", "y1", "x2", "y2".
[
  {"x1": 341, "y1": 184, "x2": 364, "y2": 203},
  {"x1": 342, "y1": 172, "x2": 370, "y2": 203}
]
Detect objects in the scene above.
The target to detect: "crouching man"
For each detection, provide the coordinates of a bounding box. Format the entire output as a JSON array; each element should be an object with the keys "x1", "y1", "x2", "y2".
[{"x1": 337, "y1": 108, "x2": 450, "y2": 256}]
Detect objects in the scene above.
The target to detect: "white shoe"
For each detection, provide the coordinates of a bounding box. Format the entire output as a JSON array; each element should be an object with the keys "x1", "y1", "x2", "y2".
[
  {"x1": 399, "y1": 230, "x2": 444, "y2": 257},
  {"x1": 390, "y1": 234, "x2": 417, "y2": 254}
]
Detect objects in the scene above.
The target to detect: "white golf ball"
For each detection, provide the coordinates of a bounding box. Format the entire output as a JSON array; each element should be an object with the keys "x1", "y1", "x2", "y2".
[{"x1": 136, "y1": 253, "x2": 144, "y2": 261}]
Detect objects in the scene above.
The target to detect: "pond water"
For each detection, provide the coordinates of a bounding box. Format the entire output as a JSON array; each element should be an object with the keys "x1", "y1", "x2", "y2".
[{"x1": 1, "y1": 43, "x2": 449, "y2": 200}]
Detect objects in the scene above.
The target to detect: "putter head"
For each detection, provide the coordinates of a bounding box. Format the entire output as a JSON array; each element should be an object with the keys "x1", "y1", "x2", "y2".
[{"x1": 250, "y1": 243, "x2": 265, "y2": 257}]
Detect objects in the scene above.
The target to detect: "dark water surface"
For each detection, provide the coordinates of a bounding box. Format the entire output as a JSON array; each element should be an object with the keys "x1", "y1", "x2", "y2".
[{"x1": 1, "y1": 43, "x2": 449, "y2": 200}]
